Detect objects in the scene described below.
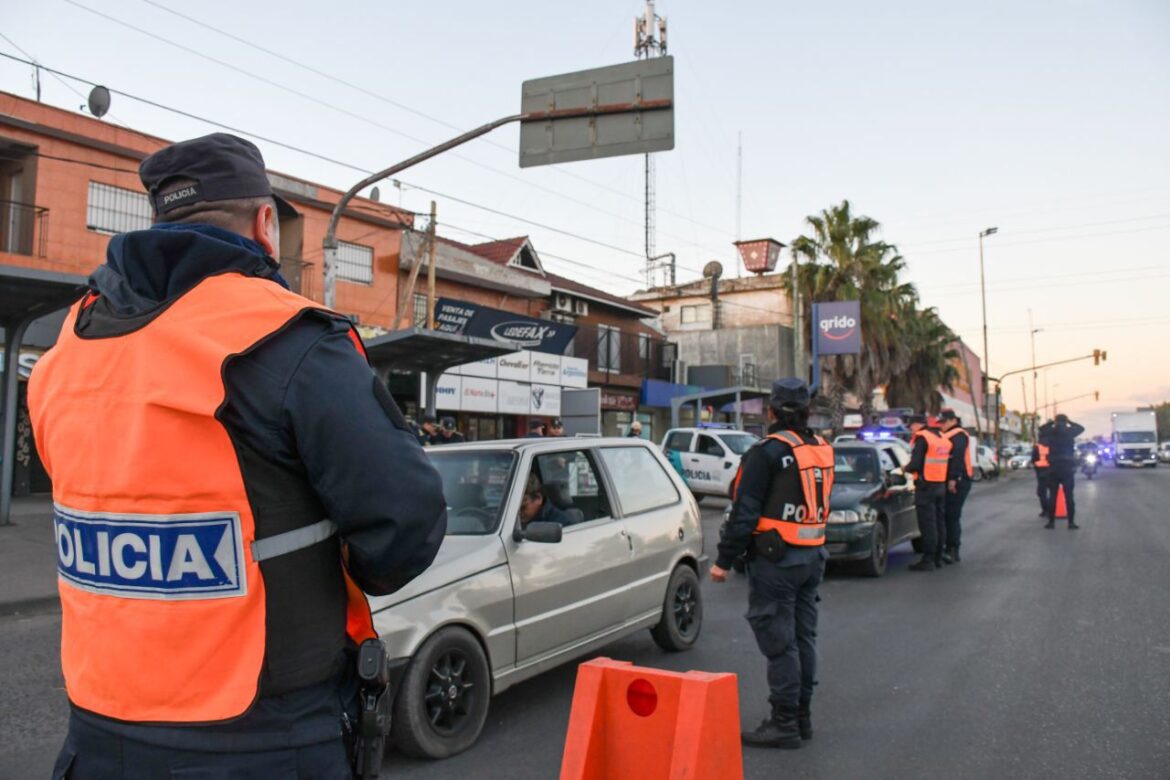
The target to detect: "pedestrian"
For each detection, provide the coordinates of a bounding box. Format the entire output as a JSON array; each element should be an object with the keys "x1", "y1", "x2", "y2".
[
  {"x1": 526, "y1": 419, "x2": 545, "y2": 438},
  {"x1": 905, "y1": 414, "x2": 953, "y2": 571},
  {"x1": 28, "y1": 133, "x2": 448, "y2": 779},
  {"x1": 419, "y1": 412, "x2": 441, "y2": 446},
  {"x1": 438, "y1": 417, "x2": 466, "y2": 444},
  {"x1": 1039, "y1": 414, "x2": 1085, "y2": 529},
  {"x1": 939, "y1": 409, "x2": 972, "y2": 563},
  {"x1": 547, "y1": 417, "x2": 565, "y2": 437},
  {"x1": 1031, "y1": 437, "x2": 1051, "y2": 518},
  {"x1": 709, "y1": 378, "x2": 834, "y2": 749},
  {"x1": 627, "y1": 420, "x2": 643, "y2": 438}
]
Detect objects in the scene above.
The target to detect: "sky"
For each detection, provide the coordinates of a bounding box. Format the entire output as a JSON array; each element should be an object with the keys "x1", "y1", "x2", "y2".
[{"x1": 1, "y1": 0, "x2": 1168, "y2": 436}]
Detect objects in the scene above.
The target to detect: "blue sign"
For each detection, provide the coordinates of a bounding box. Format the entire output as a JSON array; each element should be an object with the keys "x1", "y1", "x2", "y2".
[
  {"x1": 54, "y1": 506, "x2": 246, "y2": 600},
  {"x1": 815, "y1": 300, "x2": 862, "y2": 356},
  {"x1": 434, "y1": 298, "x2": 577, "y2": 355}
]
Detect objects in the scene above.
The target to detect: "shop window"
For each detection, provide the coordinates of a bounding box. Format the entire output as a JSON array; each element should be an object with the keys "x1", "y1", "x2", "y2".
[
  {"x1": 337, "y1": 240, "x2": 374, "y2": 285},
  {"x1": 598, "y1": 447, "x2": 681, "y2": 516},
  {"x1": 86, "y1": 181, "x2": 152, "y2": 235}
]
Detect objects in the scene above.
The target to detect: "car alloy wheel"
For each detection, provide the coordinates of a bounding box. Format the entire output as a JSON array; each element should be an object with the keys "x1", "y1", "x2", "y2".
[
  {"x1": 425, "y1": 650, "x2": 475, "y2": 735},
  {"x1": 652, "y1": 564, "x2": 703, "y2": 651}
]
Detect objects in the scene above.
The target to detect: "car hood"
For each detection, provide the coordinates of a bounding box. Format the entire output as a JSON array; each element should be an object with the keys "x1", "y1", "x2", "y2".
[
  {"x1": 367, "y1": 534, "x2": 507, "y2": 612},
  {"x1": 830, "y1": 482, "x2": 882, "y2": 509}
]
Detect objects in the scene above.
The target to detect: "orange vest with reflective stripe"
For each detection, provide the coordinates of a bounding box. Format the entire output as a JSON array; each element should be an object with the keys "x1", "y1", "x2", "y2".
[
  {"x1": 733, "y1": 431, "x2": 834, "y2": 547},
  {"x1": 911, "y1": 429, "x2": 952, "y2": 483},
  {"x1": 28, "y1": 273, "x2": 376, "y2": 724},
  {"x1": 1035, "y1": 444, "x2": 1050, "y2": 468},
  {"x1": 942, "y1": 427, "x2": 973, "y2": 478}
]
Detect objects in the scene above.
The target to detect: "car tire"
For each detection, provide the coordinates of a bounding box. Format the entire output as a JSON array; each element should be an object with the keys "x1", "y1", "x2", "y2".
[
  {"x1": 391, "y1": 626, "x2": 491, "y2": 760},
  {"x1": 651, "y1": 564, "x2": 703, "y2": 652},
  {"x1": 972, "y1": 467, "x2": 984, "y2": 482},
  {"x1": 858, "y1": 519, "x2": 889, "y2": 577}
]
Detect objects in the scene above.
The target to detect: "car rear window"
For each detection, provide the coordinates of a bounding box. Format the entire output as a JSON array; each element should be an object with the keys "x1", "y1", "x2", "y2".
[
  {"x1": 598, "y1": 446, "x2": 681, "y2": 516},
  {"x1": 426, "y1": 450, "x2": 516, "y2": 534},
  {"x1": 664, "y1": 431, "x2": 694, "y2": 452}
]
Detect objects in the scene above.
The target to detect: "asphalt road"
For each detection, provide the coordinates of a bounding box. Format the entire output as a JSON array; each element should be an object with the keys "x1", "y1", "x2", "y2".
[{"x1": 2, "y1": 465, "x2": 1168, "y2": 779}]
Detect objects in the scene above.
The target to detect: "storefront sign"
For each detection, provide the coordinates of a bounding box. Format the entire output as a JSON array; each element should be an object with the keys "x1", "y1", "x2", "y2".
[
  {"x1": 461, "y1": 376, "x2": 498, "y2": 413},
  {"x1": 461, "y1": 356, "x2": 498, "y2": 379},
  {"x1": 435, "y1": 373, "x2": 461, "y2": 411},
  {"x1": 498, "y1": 380, "x2": 531, "y2": 415},
  {"x1": 434, "y1": 298, "x2": 577, "y2": 355},
  {"x1": 560, "y1": 356, "x2": 588, "y2": 388},
  {"x1": 496, "y1": 352, "x2": 532, "y2": 382},
  {"x1": 530, "y1": 384, "x2": 561, "y2": 416},
  {"x1": 530, "y1": 354, "x2": 561, "y2": 384},
  {"x1": 815, "y1": 300, "x2": 862, "y2": 356},
  {"x1": 601, "y1": 390, "x2": 638, "y2": 412}
]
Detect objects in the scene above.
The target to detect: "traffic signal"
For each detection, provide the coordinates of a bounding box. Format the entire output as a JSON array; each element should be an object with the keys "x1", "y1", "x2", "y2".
[{"x1": 1093, "y1": 348, "x2": 1107, "y2": 365}]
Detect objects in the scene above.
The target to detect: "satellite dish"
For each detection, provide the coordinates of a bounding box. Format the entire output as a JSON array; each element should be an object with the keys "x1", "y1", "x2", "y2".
[
  {"x1": 370, "y1": 186, "x2": 381, "y2": 202},
  {"x1": 702, "y1": 260, "x2": 724, "y2": 279},
  {"x1": 87, "y1": 86, "x2": 111, "y2": 119}
]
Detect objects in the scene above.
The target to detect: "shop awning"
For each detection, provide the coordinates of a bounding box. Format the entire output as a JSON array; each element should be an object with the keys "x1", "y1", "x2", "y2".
[
  {"x1": 1, "y1": 266, "x2": 88, "y2": 525},
  {"x1": 669, "y1": 385, "x2": 770, "y2": 430}
]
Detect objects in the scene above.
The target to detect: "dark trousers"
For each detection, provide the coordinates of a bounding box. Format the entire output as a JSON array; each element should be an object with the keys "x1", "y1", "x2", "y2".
[
  {"x1": 53, "y1": 712, "x2": 353, "y2": 780},
  {"x1": 1035, "y1": 468, "x2": 1050, "y2": 513},
  {"x1": 745, "y1": 555, "x2": 825, "y2": 715},
  {"x1": 1044, "y1": 463, "x2": 1077, "y2": 522},
  {"x1": 914, "y1": 482, "x2": 947, "y2": 562},
  {"x1": 944, "y1": 478, "x2": 972, "y2": 550}
]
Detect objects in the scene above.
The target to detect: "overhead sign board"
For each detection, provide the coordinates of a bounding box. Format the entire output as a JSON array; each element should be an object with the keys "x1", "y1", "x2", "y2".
[
  {"x1": 434, "y1": 297, "x2": 576, "y2": 355},
  {"x1": 815, "y1": 300, "x2": 862, "y2": 356},
  {"x1": 519, "y1": 57, "x2": 674, "y2": 168}
]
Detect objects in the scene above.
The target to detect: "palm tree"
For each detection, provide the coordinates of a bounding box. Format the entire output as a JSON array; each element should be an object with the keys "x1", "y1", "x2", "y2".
[{"x1": 885, "y1": 308, "x2": 960, "y2": 413}]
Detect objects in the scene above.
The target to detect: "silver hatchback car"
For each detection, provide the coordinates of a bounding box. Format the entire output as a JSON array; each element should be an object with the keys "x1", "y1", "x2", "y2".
[{"x1": 369, "y1": 437, "x2": 705, "y2": 759}]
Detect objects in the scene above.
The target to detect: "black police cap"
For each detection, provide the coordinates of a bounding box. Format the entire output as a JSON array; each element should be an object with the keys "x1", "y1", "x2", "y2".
[
  {"x1": 139, "y1": 133, "x2": 297, "y2": 218},
  {"x1": 906, "y1": 414, "x2": 927, "y2": 426},
  {"x1": 769, "y1": 377, "x2": 811, "y2": 410},
  {"x1": 939, "y1": 408, "x2": 959, "y2": 422}
]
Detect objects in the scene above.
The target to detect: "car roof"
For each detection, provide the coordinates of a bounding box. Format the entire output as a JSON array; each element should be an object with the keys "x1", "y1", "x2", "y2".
[
  {"x1": 665, "y1": 427, "x2": 755, "y2": 435},
  {"x1": 424, "y1": 436, "x2": 657, "y2": 454}
]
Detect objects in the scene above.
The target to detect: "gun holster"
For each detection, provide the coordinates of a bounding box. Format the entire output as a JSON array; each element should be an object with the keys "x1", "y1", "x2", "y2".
[{"x1": 344, "y1": 638, "x2": 392, "y2": 780}]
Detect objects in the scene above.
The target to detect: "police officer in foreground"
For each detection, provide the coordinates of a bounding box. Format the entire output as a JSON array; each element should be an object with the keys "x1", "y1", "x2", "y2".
[
  {"x1": 1039, "y1": 414, "x2": 1086, "y2": 529},
  {"x1": 29, "y1": 134, "x2": 447, "y2": 778},
  {"x1": 938, "y1": 409, "x2": 972, "y2": 563},
  {"x1": 710, "y1": 378, "x2": 833, "y2": 749},
  {"x1": 906, "y1": 414, "x2": 953, "y2": 571},
  {"x1": 1031, "y1": 434, "x2": 1052, "y2": 517}
]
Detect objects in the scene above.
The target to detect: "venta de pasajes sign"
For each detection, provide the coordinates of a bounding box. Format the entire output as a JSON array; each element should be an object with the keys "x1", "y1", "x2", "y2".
[{"x1": 434, "y1": 298, "x2": 577, "y2": 355}]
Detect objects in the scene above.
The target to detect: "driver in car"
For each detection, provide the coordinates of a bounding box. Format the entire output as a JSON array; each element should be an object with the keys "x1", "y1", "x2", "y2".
[{"x1": 519, "y1": 473, "x2": 576, "y2": 527}]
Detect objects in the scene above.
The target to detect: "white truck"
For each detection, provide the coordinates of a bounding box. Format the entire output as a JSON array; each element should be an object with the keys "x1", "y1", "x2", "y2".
[{"x1": 1111, "y1": 410, "x2": 1159, "y2": 468}]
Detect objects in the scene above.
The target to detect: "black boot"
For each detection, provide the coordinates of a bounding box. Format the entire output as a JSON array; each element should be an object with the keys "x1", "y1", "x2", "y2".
[
  {"x1": 939, "y1": 551, "x2": 954, "y2": 565},
  {"x1": 1044, "y1": 520, "x2": 1054, "y2": 529},
  {"x1": 950, "y1": 546, "x2": 961, "y2": 563},
  {"x1": 909, "y1": 558, "x2": 935, "y2": 572},
  {"x1": 742, "y1": 710, "x2": 802, "y2": 749},
  {"x1": 1068, "y1": 519, "x2": 1079, "y2": 529},
  {"x1": 798, "y1": 701, "x2": 813, "y2": 741}
]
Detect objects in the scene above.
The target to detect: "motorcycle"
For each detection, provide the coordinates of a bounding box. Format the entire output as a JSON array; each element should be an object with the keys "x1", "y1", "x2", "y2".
[{"x1": 1080, "y1": 452, "x2": 1099, "y2": 480}]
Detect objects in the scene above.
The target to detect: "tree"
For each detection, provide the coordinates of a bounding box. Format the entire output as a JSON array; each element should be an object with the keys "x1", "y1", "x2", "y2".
[{"x1": 885, "y1": 309, "x2": 960, "y2": 413}]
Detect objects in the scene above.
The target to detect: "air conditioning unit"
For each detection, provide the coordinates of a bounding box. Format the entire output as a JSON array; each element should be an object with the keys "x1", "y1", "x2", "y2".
[
  {"x1": 553, "y1": 293, "x2": 572, "y2": 312},
  {"x1": 573, "y1": 300, "x2": 589, "y2": 316}
]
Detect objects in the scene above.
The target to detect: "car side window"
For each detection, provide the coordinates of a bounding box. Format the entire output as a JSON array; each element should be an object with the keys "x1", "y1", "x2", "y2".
[
  {"x1": 878, "y1": 448, "x2": 898, "y2": 473},
  {"x1": 664, "y1": 431, "x2": 694, "y2": 452},
  {"x1": 598, "y1": 446, "x2": 681, "y2": 516},
  {"x1": 696, "y1": 435, "x2": 724, "y2": 457},
  {"x1": 533, "y1": 450, "x2": 612, "y2": 523}
]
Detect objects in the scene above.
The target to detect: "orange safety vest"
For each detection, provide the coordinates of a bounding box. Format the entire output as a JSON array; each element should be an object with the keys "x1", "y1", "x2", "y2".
[
  {"x1": 910, "y1": 429, "x2": 952, "y2": 483},
  {"x1": 942, "y1": 427, "x2": 973, "y2": 478},
  {"x1": 732, "y1": 431, "x2": 834, "y2": 547},
  {"x1": 28, "y1": 273, "x2": 376, "y2": 724},
  {"x1": 1035, "y1": 443, "x2": 1050, "y2": 468}
]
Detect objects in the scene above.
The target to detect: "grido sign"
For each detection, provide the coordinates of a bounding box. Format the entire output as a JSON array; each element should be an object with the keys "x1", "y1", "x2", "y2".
[
  {"x1": 815, "y1": 300, "x2": 862, "y2": 356},
  {"x1": 434, "y1": 298, "x2": 576, "y2": 355}
]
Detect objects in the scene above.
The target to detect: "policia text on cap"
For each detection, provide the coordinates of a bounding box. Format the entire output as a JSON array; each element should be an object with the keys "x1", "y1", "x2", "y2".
[{"x1": 29, "y1": 133, "x2": 448, "y2": 779}]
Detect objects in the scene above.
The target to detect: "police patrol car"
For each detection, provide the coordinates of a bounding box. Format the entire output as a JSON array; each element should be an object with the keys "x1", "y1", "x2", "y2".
[{"x1": 661, "y1": 426, "x2": 760, "y2": 499}]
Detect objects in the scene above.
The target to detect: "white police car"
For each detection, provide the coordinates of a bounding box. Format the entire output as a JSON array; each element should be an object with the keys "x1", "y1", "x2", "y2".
[{"x1": 661, "y1": 426, "x2": 760, "y2": 499}]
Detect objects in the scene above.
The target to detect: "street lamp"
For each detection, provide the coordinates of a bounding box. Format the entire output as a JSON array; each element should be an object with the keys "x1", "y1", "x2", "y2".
[
  {"x1": 1029, "y1": 315, "x2": 1042, "y2": 439},
  {"x1": 979, "y1": 226, "x2": 998, "y2": 442}
]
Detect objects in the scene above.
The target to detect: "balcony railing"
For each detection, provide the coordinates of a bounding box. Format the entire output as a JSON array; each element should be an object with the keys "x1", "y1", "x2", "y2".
[
  {"x1": 570, "y1": 323, "x2": 675, "y2": 382},
  {"x1": 0, "y1": 200, "x2": 49, "y2": 257}
]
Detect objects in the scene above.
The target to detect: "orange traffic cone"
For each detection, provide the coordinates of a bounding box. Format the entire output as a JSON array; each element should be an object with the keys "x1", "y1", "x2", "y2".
[
  {"x1": 1054, "y1": 485, "x2": 1069, "y2": 519},
  {"x1": 559, "y1": 658, "x2": 743, "y2": 780}
]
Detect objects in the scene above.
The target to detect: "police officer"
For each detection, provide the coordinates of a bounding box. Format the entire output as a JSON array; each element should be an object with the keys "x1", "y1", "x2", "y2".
[
  {"x1": 418, "y1": 412, "x2": 441, "y2": 446},
  {"x1": 938, "y1": 409, "x2": 972, "y2": 563},
  {"x1": 710, "y1": 378, "x2": 833, "y2": 749},
  {"x1": 29, "y1": 134, "x2": 447, "y2": 779},
  {"x1": 1031, "y1": 436, "x2": 1052, "y2": 517},
  {"x1": 437, "y1": 417, "x2": 466, "y2": 444},
  {"x1": 906, "y1": 414, "x2": 952, "y2": 571},
  {"x1": 1039, "y1": 414, "x2": 1085, "y2": 529}
]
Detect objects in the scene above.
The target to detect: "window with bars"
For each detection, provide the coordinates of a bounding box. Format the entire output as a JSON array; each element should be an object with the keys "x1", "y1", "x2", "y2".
[
  {"x1": 597, "y1": 324, "x2": 621, "y2": 372},
  {"x1": 337, "y1": 240, "x2": 374, "y2": 284},
  {"x1": 413, "y1": 293, "x2": 428, "y2": 327},
  {"x1": 86, "y1": 181, "x2": 153, "y2": 235}
]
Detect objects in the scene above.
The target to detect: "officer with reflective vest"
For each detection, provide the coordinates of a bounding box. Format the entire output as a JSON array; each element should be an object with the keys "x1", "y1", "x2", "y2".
[
  {"x1": 906, "y1": 414, "x2": 953, "y2": 571},
  {"x1": 938, "y1": 409, "x2": 971, "y2": 563},
  {"x1": 1031, "y1": 438, "x2": 1052, "y2": 517},
  {"x1": 1038, "y1": 414, "x2": 1085, "y2": 529},
  {"x1": 29, "y1": 134, "x2": 447, "y2": 778},
  {"x1": 710, "y1": 378, "x2": 834, "y2": 749}
]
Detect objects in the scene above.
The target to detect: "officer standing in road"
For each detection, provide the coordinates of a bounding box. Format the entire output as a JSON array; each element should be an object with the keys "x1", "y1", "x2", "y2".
[
  {"x1": 29, "y1": 134, "x2": 448, "y2": 778},
  {"x1": 1039, "y1": 414, "x2": 1086, "y2": 529},
  {"x1": 1031, "y1": 434, "x2": 1052, "y2": 518},
  {"x1": 710, "y1": 378, "x2": 834, "y2": 750},
  {"x1": 938, "y1": 409, "x2": 972, "y2": 563},
  {"x1": 906, "y1": 414, "x2": 953, "y2": 571}
]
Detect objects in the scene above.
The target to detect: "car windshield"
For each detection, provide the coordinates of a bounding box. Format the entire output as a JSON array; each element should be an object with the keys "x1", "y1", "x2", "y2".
[
  {"x1": 834, "y1": 449, "x2": 880, "y2": 484},
  {"x1": 426, "y1": 450, "x2": 516, "y2": 535},
  {"x1": 1117, "y1": 431, "x2": 1155, "y2": 443},
  {"x1": 719, "y1": 433, "x2": 758, "y2": 455}
]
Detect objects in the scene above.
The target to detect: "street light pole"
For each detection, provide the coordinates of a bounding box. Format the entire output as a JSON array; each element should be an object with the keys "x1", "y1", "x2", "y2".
[
  {"x1": 1029, "y1": 308, "x2": 1042, "y2": 440},
  {"x1": 979, "y1": 226, "x2": 998, "y2": 447}
]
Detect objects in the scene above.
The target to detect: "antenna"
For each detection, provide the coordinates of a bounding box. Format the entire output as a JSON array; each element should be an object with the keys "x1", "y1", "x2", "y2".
[
  {"x1": 634, "y1": 0, "x2": 668, "y2": 288},
  {"x1": 736, "y1": 132, "x2": 743, "y2": 277},
  {"x1": 87, "y1": 86, "x2": 111, "y2": 119},
  {"x1": 370, "y1": 186, "x2": 381, "y2": 202}
]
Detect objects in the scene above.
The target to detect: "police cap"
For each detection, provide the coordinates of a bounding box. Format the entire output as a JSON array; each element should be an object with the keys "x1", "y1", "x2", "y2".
[
  {"x1": 906, "y1": 414, "x2": 927, "y2": 427},
  {"x1": 139, "y1": 133, "x2": 297, "y2": 218},
  {"x1": 769, "y1": 377, "x2": 811, "y2": 411},
  {"x1": 938, "y1": 408, "x2": 959, "y2": 422}
]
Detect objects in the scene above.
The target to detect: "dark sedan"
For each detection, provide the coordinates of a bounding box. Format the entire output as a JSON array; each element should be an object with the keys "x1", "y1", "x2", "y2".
[{"x1": 825, "y1": 442, "x2": 919, "y2": 576}]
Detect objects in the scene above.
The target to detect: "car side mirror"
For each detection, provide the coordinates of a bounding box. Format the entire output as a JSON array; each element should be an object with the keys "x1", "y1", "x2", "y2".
[
  {"x1": 887, "y1": 469, "x2": 908, "y2": 486},
  {"x1": 514, "y1": 521, "x2": 563, "y2": 544}
]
